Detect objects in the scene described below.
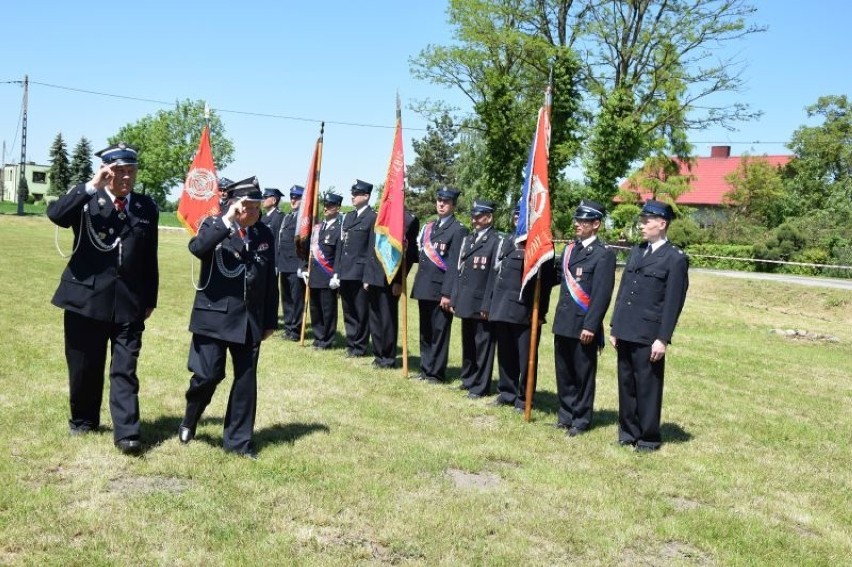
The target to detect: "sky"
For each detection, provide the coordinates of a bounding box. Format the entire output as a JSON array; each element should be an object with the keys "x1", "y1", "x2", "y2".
[{"x1": 1, "y1": 1, "x2": 850, "y2": 204}]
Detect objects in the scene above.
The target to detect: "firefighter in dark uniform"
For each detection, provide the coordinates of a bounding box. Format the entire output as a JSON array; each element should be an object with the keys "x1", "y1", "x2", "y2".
[
  {"x1": 178, "y1": 177, "x2": 279, "y2": 459},
  {"x1": 551, "y1": 200, "x2": 616, "y2": 436},
  {"x1": 410, "y1": 187, "x2": 468, "y2": 383},
  {"x1": 363, "y1": 210, "x2": 419, "y2": 369},
  {"x1": 451, "y1": 199, "x2": 500, "y2": 399},
  {"x1": 48, "y1": 143, "x2": 159, "y2": 455},
  {"x1": 488, "y1": 204, "x2": 556, "y2": 411},
  {"x1": 609, "y1": 199, "x2": 689, "y2": 452},
  {"x1": 276, "y1": 185, "x2": 307, "y2": 341},
  {"x1": 260, "y1": 187, "x2": 284, "y2": 236},
  {"x1": 332, "y1": 179, "x2": 377, "y2": 358},
  {"x1": 306, "y1": 191, "x2": 344, "y2": 349}
]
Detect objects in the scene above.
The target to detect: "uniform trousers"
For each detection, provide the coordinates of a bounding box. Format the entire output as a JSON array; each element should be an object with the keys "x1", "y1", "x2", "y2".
[
  {"x1": 417, "y1": 300, "x2": 453, "y2": 381},
  {"x1": 279, "y1": 272, "x2": 305, "y2": 338},
  {"x1": 368, "y1": 285, "x2": 398, "y2": 367},
  {"x1": 339, "y1": 280, "x2": 370, "y2": 355},
  {"x1": 554, "y1": 335, "x2": 599, "y2": 430},
  {"x1": 616, "y1": 340, "x2": 665, "y2": 449},
  {"x1": 494, "y1": 322, "x2": 540, "y2": 408},
  {"x1": 309, "y1": 287, "x2": 338, "y2": 348},
  {"x1": 460, "y1": 318, "x2": 496, "y2": 397},
  {"x1": 64, "y1": 310, "x2": 143, "y2": 441},
  {"x1": 183, "y1": 333, "x2": 260, "y2": 454}
]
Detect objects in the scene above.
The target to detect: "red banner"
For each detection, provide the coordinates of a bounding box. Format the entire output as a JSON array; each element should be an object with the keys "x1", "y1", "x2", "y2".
[
  {"x1": 177, "y1": 126, "x2": 219, "y2": 235},
  {"x1": 374, "y1": 110, "x2": 405, "y2": 283},
  {"x1": 518, "y1": 104, "x2": 554, "y2": 295},
  {"x1": 295, "y1": 131, "x2": 323, "y2": 259}
]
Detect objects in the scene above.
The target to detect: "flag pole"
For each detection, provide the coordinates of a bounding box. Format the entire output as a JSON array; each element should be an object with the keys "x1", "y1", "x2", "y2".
[
  {"x1": 397, "y1": 95, "x2": 409, "y2": 377},
  {"x1": 300, "y1": 122, "x2": 324, "y2": 346},
  {"x1": 523, "y1": 72, "x2": 553, "y2": 422}
]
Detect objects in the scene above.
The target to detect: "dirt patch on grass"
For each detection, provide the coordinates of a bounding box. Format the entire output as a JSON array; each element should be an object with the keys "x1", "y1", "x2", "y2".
[
  {"x1": 670, "y1": 495, "x2": 702, "y2": 511},
  {"x1": 770, "y1": 328, "x2": 840, "y2": 343},
  {"x1": 620, "y1": 541, "x2": 715, "y2": 566},
  {"x1": 296, "y1": 525, "x2": 424, "y2": 563},
  {"x1": 445, "y1": 467, "x2": 501, "y2": 490},
  {"x1": 107, "y1": 474, "x2": 191, "y2": 495}
]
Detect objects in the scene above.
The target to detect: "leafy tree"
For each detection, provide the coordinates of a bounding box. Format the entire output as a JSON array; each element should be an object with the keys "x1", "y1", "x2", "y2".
[
  {"x1": 786, "y1": 95, "x2": 852, "y2": 214},
  {"x1": 69, "y1": 137, "x2": 94, "y2": 186},
  {"x1": 412, "y1": 0, "x2": 764, "y2": 206},
  {"x1": 622, "y1": 154, "x2": 694, "y2": 215},
  {"x1": 407, "y1": 112, "x2": 461, "y2": 220},
  {"x1": 47, "y1": 132, "x2": 71, "y2": 196},
  {"x1": 111, "y1": 99, "x2": 235, "y2": 206},
  {"x1": 723, "y1": 155, "x2": 788, "y2": 228}
]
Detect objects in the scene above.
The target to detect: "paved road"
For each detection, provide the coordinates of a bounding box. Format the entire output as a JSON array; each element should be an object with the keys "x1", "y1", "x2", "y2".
[{"x1": 693, "y1": 269, "x2": 852, "y2": 291}]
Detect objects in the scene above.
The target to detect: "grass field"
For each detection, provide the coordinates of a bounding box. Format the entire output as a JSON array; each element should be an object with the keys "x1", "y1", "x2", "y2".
[{"x1": 0, "y1": 214, "x2": 850, "y2": 565}]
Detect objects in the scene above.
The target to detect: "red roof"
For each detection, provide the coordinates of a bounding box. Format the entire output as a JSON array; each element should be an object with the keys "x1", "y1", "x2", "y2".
[{"x1": 619, "y1": 147, "x2": 792, "y2": 206}]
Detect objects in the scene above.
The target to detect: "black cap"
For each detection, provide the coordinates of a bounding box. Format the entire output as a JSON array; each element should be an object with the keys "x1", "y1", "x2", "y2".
[
  {"x1": 470, "y1": 199, "x2": 496, "y2": 216},
  {"x1": 574, "y1": 199, "x2": 606, "y2": 221},
  {"x1": 289, "y1": 185, "x2": 305, "y2": 199},
  {"x1": 225, "y1": 176, "x2": 263, "y2": 201},
  {"x1": 323, "y1": 192, "x2": 343, "y2": 206},
  {"x1": 351, "y1": 179, "x2": 373, "y2": 195},
  {"x1": 437, "y1": 187, "x2": 461, "y2": 202},
  {"x1": 218, "y1": 177, "x2": 234, "y2": 190},
  {"x1": 95, "y1": 142, "x2": 138, "y2": 166},
  {"x1": 640, "y1": 199, "x2": 674, "y2": 221},
  {"x1": 262, "y1": 188, "x2": 283, "y2": 199}
]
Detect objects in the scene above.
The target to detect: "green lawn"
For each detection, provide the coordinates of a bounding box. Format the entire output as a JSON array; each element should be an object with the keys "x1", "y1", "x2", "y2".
[{"x1": 1, "y1": 215, "x2": 850, "y2": 565}]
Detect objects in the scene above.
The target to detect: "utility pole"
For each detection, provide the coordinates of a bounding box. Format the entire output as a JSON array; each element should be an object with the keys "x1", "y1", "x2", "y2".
[
  {"x1": 1, "y1": 140, "x2": 6, "y2": 202},
  {"x1": 17, "y1": 75, "x2": 29, "y2": 216}
]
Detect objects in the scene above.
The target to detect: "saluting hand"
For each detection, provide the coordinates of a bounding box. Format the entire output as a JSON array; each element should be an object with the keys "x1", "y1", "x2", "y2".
[{"x1": 91, "y1": 164, "x2": 115, "y2": 190}]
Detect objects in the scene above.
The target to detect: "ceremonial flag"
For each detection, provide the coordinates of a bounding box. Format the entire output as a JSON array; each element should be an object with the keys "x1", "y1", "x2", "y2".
[
  {"x1": 177, "y1": 125, "x2": 219, "y2": 235},
  {"x1": 295, "y1": 125, "x2": 324, "y2": 260},
  {"x1": 373, "y1": 99, "x2": 405, "y2": 283},
  {"x1": 515, "y1": 90, "x2": 554, "y2": 295}
]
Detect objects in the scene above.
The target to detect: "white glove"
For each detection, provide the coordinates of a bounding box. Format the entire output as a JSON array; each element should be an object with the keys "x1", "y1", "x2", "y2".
[
  {"x1": 297, "y1": 268, "x2": 309, "y2": 284},
  {"x1": 329, "y1": 274, "x2": 340, "y2": 290}
]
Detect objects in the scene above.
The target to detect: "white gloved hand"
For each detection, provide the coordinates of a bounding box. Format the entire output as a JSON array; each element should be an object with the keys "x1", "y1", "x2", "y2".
[
  {"x1": 297, "y1": 268, "x2": 309, "y2": 284},
  {"x1": 329, "y1": 273, "x2": 340, "y2": 290}
]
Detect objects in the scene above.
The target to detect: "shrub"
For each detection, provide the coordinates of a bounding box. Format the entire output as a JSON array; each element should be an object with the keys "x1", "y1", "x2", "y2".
[{"x1": 685, "y1": 244, "x2": 756, "y2": 271}]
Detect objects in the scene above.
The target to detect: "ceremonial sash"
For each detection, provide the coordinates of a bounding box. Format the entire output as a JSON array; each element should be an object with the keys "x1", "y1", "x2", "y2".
[
  {"x1": 562, "y1": 242, "x2": 591, "y2": 312},
  {"x1": 311, "y1": 223, "x2": 334, "y2": 277},
  {"x1": 422, "y1": 221, "x2": 447, "y2": 272}
]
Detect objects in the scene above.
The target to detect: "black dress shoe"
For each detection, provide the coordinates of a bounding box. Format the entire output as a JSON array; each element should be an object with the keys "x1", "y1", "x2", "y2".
[
  {"x1": 115, "y1": 438, "x2": 141, "y2": 455},
  {"x1": 178, "y1": 426, "x2": 195, "y2": 444},
  {"x1": 457, "y1": 384, "x2": 469, "y2": 391},
  {"x1": 551, "y1": 422, "x2": 570, "y2": 430},
  {"x1": 567, "y1": 427, "x2": 586, "y2": 437},
  {"x1": 635, "y1": 444, "x2": 659, "y2": 453},
  {"x1": 425, "y1": 377, "x2": 443, "y2": 385},
  {"x1": 489, "y1": 397, "x2": 512, "y2": 407},
  {"x1": 226, "y1": 448, "x2": 258, "y2": 460},
  {"x1": 615, "y1": 440, "x2": 635, "y2": 447},
  {"x1": 467, "y1": 392, "x2": 482, "y2": 400}
]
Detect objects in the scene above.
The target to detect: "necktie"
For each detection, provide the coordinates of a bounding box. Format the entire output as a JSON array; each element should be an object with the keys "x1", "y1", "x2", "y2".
[
  {"x1": 643, "y1": 245, "x2": 651, "y2": 258},
  {"x1": 114, "y1": 198, "x2": 126, "y2": 213},
  {"x1": 238, "y1": 227, "x2": 247, "y2": 240}
]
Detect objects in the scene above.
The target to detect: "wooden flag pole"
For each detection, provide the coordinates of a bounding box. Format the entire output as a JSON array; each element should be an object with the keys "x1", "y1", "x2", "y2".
[
  {"x1": 523, "y1": 275, "x2": 542, "y2": 422},
  {"x1": 401, "y1": 229, "x2": 409, "y2": 377},
  {"x1": 299, "y1": 123, "x2": 324, "y2": 346}
]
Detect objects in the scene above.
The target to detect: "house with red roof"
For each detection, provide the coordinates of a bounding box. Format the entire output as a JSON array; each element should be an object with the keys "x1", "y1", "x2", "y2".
[{"x1": 618, "y1": 146, "x2": 792, "y2": 225}]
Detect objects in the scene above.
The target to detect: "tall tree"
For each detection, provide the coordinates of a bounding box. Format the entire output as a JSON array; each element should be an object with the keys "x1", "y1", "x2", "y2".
[
  {"x1": 407, "y1": 112, "x2": 461, "y2": 220},
  {"x1": 723, "y1": 155, "x2": 787, "y2": 228},
  {"x1": 786, "y1": 95, "x2": 852, "y2": 213},
  {"x1": 69, "y1": 137, "x2": 94, "y2": 186},
  {"x1": 47, "y1": 132, "x2": 71, "y2": 197},
  {"x1": 111, "y1": 99, "x2": 235, "y2": 206},
  {"x1": 412, "y1": 0, "x2": 764, "y2": 205}
]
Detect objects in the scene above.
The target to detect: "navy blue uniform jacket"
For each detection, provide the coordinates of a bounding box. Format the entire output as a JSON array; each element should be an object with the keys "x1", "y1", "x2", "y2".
[
  {"x1": 552, "y1": 240, "x2": 616, "y2": 339},
  {"x1": 610, "y1": 241, "x2": 688, "y2": 345},
  {"x1": 48, "y1": 184, "x2": 159, "y2": 324},
  {"x1": 188, "y1": 216, "x2": 279, "y2": 344}
]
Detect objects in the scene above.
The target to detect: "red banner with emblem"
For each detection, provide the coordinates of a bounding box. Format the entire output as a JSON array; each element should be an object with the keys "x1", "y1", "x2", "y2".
[
  {"x1": 177, "y1": 126, "x2": 219, "y2": 235},
  {"x1": 295, "y1": 128, "x2": 323, "y2": 260}
]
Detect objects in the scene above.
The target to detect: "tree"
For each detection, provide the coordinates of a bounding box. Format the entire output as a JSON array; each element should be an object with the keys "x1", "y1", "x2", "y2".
[
  {"x1": 407, "y1": 112, "x2": 461, "y2": 220},
  {"x1": 111, "y1": 100, "x2": 235, "y2": 206},
  {"x1": 786, "y1": 95, "x2": 852, "y2": 213},
  {"x1": 723, "y1": 155, "x2": 787, "y2": 228},
  {"x1": 69, "y1": 137, "x2": 94, "y2": 186},
  {"x1": 47, "y1": 132, "x2": 71, "y2": 197},
  {"x1": 412, "y1": 0, "x2": 764, "y2": 205},
  {"x1": 410, "y1": 0, "x2": 586, "y2": 210}
]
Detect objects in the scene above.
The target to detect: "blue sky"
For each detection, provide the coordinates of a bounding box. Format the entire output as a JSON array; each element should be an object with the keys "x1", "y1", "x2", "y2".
[{"x1": 1, "y1": 1, "x2": 849, "y2": 202}]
